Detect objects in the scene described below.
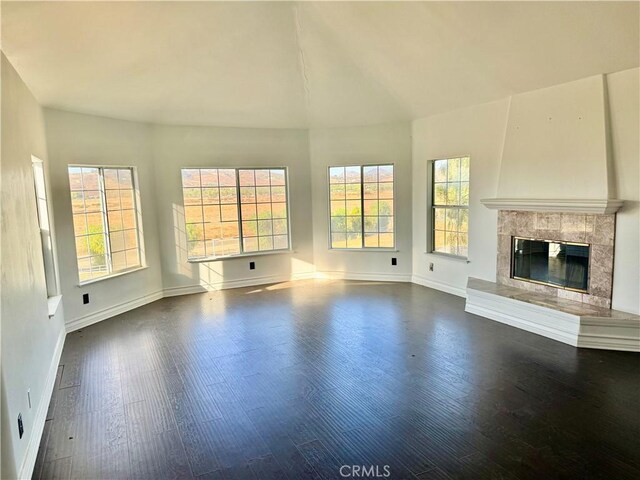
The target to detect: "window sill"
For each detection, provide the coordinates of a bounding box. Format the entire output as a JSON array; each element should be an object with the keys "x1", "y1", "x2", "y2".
[
  {"x1": 329, "y1": 248, "x2": 399, "y2": 253},
  {"x1": 425, "y1": 251, "x2": 470, "y2": 263},
  {"x1": 47, "y1": 295, "x2": 63, "y2": 318},
  {"x1": 78, "y1": 265, "x2": 149, "y2": 287},
  {"x1": 188, "y1": 249, "x2": 295, "y2": 263}
]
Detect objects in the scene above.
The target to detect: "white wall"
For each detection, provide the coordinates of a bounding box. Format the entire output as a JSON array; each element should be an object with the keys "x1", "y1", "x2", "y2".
[
  {"x1": 498, "y1": 74, "x2": 610, "y2": 199},
  {"x1": 309, "y1": 123, "x2": 413, "y2": 280},
  {"x1": 1, "y1": 54, "x2": 66, "y2": 480},
  {"x1": 44, "y1": 109, "x2": 164, "y2": 328},
  {"x1": 412, "y1": 99, "x2": 510, "y2": 295},
  {"x1": 608, "y1": 68, "x2": 640, "y2": 314},
  {"x1": 152, "y1": 124, "x2": 315, "y2": 293}
]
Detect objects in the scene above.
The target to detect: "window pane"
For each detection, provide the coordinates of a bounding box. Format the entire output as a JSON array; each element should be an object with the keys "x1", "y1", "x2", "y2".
[
  {"x1": 242, "y1": 221, "x2": 258, "y2": 237},
  {"x1": 110, "y1": 231, "x2": 125, "y2": 252},
  {"x1": 272, "y1": 203, "x2": 287, "y2": 219},
  {"x1": 238, "y1": 170, "x2": 255, "y2": 186},
  {"x1": 447, "y1": 183, "x2": 460, "y2": 205},
  {"x1": 378, "y1": 199, "x2": 393, "y2": 216},
  {"x1": 447, "y1": 158, "x2": 460, "y2": 182},
  {"x1": 82, "y1": 168, "x2": 99, "y2": 190},
  {"x1": 71, "y1": 191, "x2": 85, "y2": 213},
  {"x1": 379, "y1": 233, "x2": 394, "y2": 248},
  {"x1": 345, "y1": 200, "x2": 361, "y2": 216},
  {"x1": 186, "y1": 224, "x2": 204, "y2": 241},
  {"x1": 118, "y1": 169, "x2": 133, "y2": 188},
  {"x1": 73, "y1": 214, "x2": 87, "y2": 236},
  {"x1": 434, "y1": 230, "x2": 445, "y2": 251},
  {"x1": 378, "y1": 216, "x2": 393, "y2": 234},
  {"x1": 112, "y1": 251, "x2": 126, "y2": 271},
  {"x1": 243, "y1": 237, "x2": 259, "y2": 252},
  {"x1": 258, "y1": 236, "x2": 274, "y2": 251},
  {"x1": 378, "y1": 183, "x2": 393, "y2": 199},
  {"x1": 446, "y1": 209, "x2": 459, "y2": 232},
  {"x1": 69, "y1": 168, "x2": 83, "y2": 190},
  {"x1": 182, "y1": 169, "x2": 201, "y2": 187},
  {"x1": 363, "y1": 166, "x2": 378, "y2": 183},
  {"x1": 258, "y1": 220, "x2": 273, "y2": 236},
  {"x1": 200, "y1": 169, "x2": 219, "y2": 187},
  {"x1": 273, "y1": 219, "x2": 288, "y2": 235},
  {"x1": 434, "y1": 160, "x2": 447, "y2": 183},
  {"x1": 363, "y1": 200, "x2": 378, "y2": 215},
  {"x1": 363, "y1": 183, "x2": 378, "y2": 199},
  {"x1": 256, "y1": 186, "x2": 271, "y2": 203},
  {"x1": 271, "y1": 186, "x2": 286, "y2": 202},
  {"x1": 378, "y1": 165, "x2": 393, "y2": 182},
  {"x1": 257, "y1": 203, "x2": 272, "y2": 219},
  {"x1": 218, "y1": 169, "x2": 237, "y2": 187},
  {"x1": 241, "y1": 203, "x2": 257, "y2": 220},
  {"x1": 460, "y1": 182, "x2": 469, "y2": 206},
  {"x1": 345, "y1": 166, "x2": 361, "y2": 183},
  {"x1": 124, "y1": 229, "x2": 138, "y2": 250},
  {"x1": 75, "y1": 237, "x2": 89, "y2": 257},
  {"x1": 84, "y1": 191, "x2": 102, "y2": 213},
  {"x1": 345, "y1": 184, "x2": 361, "y2": 200},
  {"x1": 255, "y1": 170, "x2": 270, "y2": 186},
  {"x1": 202, "y1": 188, "x2": 219, "y2": 204},
  {"x1": 270, "y1": 169, "x2": 286, "y2": 186},
  {"x1": 221, "y1": 204, "x2": 238, "y2": 222},
  {"x1": 346, "y1": 232, "x2": 362, "y2": 248},
  {"x1": 331, "y1": 201, "x2": 345, "y2": 216},
  {"x1": 434, "y1": 184, "x2": 447, "y2": 205},
  {"x1": 329, "y1": 167, "x2": 345, "y2": 184},
  {"x1": 88, "y1": 234, "x2": 105, "y2": 256},
  {"x1": 87, "y1": 212, "x2": 105, "y2": 233},
  {"x1": 364, "y1": 217, "x2": 378, "y2": 233},
  {"x1": 240, "y1": 187, "x2": 256, "y2": 203},
  {"x1": 106, "y1": 190, "x2": 121, "y2": 210},
  {"x1": 330, "y1": 185, "x2": 346, "y2": 200},
  {"x1": 332, "y1": 233, "x2": 347, "y2": 248},
  {"x1": 274, "y1": 235, "x2": 289, "y2": 250},
  {"x1": 460, "y1": 157, "x2": 470, "y2": 181},
  {"x1": 331, "y1": 216, "x2": 346, "y2": 233},
  {"x1": 346, "y1": 217, "x2": 362, "y2": 234},
  {"x1": 203, "y1": 205, "x2": 221, "y2": 224},
  {"x1": 104, "y1": 169, "x2": 119, "y2": 189},
  {"x1": 459, "y1": 209, "x2": 469, "y2": 233},
  {"x1": 364, "y1": 233, "x2": 379, "y2": 247},
  {"x1": 125, "y1": 249, "x2": 140, "y2": 268},
  {"x1": 445, "y1": 231, "x2": 458, "y2": 255},
  {"x1": 434, "y1": 207, "x2": 446, "y2": 231},
  {"x1": 220, "y1": 187, "x2": 237, "y2": 204}
]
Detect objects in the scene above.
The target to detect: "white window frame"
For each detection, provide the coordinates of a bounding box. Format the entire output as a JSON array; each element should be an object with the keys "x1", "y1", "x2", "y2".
[
  {"x1": 327, "y1": 163, "x2": 396, "y2": 251},
  {"x1": 180, "y1": 166, "x2": 293, "y2": 262},
  {"x1": 427, "y1": 156, "x2": 470, "y2": 260},
  {"x1": 32, "y1": 156, "x2": 60, "y2": 303},
  {"x1": 68, "y1": 165, "x2": 146, "y2": 285}
]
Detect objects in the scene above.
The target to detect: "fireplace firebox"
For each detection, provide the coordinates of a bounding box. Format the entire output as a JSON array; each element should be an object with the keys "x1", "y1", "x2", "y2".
[{"x1": 512, "y1": 237, "x2": 589, "y2": 292}]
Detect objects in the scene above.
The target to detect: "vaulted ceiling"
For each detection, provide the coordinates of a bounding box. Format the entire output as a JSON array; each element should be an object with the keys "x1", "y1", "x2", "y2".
[{"x1": 2, "y1": 1, "x2": 638, "y2": 128}]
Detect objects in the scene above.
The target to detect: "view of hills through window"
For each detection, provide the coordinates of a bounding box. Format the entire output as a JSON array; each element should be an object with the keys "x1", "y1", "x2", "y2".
[
  {"x1": 329, "y1": 165, "x2": 394, "y2": 249},
  {"x1": 181, "y1": 168, "x2": 289, "y2": 259},
  {"x1": 68, "y1": 166, "x2": 142, "y2": 282}
]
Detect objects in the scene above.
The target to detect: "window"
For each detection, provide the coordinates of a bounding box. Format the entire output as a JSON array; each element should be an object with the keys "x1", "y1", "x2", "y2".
[
  {"x1": 329, "y1": 165, "x2": 394, "y2": 249},
  {"x1": 68, "y1": 166, "x2": 144, "y2": 283},
  {"x1": 32, "y1": 156, "x2": 59, "y2": 297},
  {"x1": 181, "y1": 168, "x2": 290, "y2": 260},
  {"x1": 431, "y1": 157, "x2": 469, "y2": 258}
]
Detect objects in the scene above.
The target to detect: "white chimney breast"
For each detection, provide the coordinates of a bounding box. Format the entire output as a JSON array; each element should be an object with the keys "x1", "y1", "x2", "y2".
[{"x1": 496, "y1": 74, "x2": 610, "y2": 200}]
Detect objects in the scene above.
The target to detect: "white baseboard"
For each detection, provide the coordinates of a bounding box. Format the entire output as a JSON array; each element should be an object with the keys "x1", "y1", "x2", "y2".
[
  {"x1": 18, "y1": 329, "x2": 66, "y2": 480},
  {"x1": 411, "y1": 274, "x2": 467, "y2": 298},
  {"x1": 163, "y1": 271, "x2": 317, "y2": 297},
  {"x1": 66, "y1": 290, "x2": 164, "y2": 333},
  {"x1": 315, "y1": 271, "x2": 412, "y2": 282}
]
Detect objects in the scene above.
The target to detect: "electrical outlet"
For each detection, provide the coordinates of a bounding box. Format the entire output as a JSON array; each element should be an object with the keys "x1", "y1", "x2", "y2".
[
  {"x1": 249, "y1": 261, "x2": 255, "y2": 270},
  {"x1": 429, "y1": 263, "x2": 434, "y2": 272},
  {"x1": 18, "y1": 413, "x2": 24, "y2": 439},
  {"x1": 391, "y1": 257, "x2": 397, "y2": 266},
  {"x1": 83, "y1": 293, "x2": 89, "y2": 304}
]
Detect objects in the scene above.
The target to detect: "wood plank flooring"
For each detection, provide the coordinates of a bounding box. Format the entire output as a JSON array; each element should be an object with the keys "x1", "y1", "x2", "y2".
[{"x1": 33, "y1": 280, "x2": 640, "y2": 479}]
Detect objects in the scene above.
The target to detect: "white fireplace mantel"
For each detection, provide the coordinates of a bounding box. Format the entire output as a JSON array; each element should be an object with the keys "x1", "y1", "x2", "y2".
[{"x1": 480, "y1": 198, "x2": 624, "y2": 215}]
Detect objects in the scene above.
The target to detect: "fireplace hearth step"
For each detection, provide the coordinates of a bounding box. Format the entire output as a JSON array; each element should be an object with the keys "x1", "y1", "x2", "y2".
[{"x1": 465, "y1": 277, "x2": 640, "y2": 352}]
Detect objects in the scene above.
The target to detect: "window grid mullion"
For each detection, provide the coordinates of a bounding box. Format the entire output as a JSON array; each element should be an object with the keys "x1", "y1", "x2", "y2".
[
  {"x1": 98, "y1": 167, "x2": 113, "y2": 275},
  {"x1": 235, "y1": 169, "x2": 244, "y2": 254},
  {"x1": 360, "y1": 166, "x2": 365, "y2": 248}
]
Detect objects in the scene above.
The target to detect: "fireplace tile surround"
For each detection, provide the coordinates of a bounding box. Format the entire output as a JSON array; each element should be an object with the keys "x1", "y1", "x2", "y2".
[{"x1": 497, "y1": 210, "x2": 615, "y2": 308}]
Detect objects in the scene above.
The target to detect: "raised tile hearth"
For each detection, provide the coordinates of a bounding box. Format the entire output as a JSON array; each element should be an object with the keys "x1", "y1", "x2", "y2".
[{"x1": 466, "y1": 278, "x2": 640, "y2": 351}]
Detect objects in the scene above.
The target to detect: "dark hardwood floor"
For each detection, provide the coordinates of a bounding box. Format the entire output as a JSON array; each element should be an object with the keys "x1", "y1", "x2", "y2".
[{"x1": 33, "y1": 280, "x2": 640, "y2": 479}]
